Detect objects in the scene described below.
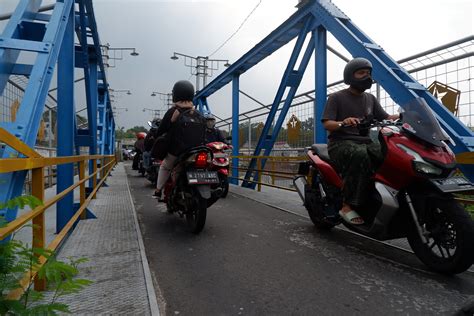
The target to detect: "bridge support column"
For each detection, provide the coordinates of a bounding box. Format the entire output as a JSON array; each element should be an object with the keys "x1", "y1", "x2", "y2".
[
  {"x1": 56, "y1": 4, "x2": 75, "y2": 233},
  {"x1": 314, "y1": 26, "x2": 327, "y2": 144},
  {"x1": 231, "y1": 74, "x2": 240, "y2": 185}
]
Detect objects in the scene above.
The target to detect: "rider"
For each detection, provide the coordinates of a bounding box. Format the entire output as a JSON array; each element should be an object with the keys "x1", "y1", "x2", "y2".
[
  {"x1": 321, "y1": 57, "x2": 399, "y2": 225},
  {"x1": 132, "y1": 132, "x2": 146, "y2": 170},
  {"x1": 204, "y1": 114, "x2": 226, "y2": 143},
  {"x1": 144, "y1": 118, "x2": 161, "y2": 170},
  {"x1": 153, "y1": 80, "x2": 202, "y2": 199}
]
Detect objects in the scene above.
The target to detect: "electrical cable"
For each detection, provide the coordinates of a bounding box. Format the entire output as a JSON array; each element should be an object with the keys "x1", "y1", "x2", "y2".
[{"x1": 208, "y1": 0, "x2": 262, "y2": 58}]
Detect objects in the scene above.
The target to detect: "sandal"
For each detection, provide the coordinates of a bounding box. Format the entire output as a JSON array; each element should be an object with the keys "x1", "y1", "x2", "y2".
[{"x1": 338, "y1": 210, "x2": 365, "y2": 225}]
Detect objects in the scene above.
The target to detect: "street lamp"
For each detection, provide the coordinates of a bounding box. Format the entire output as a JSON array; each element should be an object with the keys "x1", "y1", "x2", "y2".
[
  {"x1": 151, "y1": 91, "x2": 172, "y2": 109},
  {"x1": 102, "y1": 43, "x2": 139, "y2": 68},
  {"x1": 170, "y1": 52, "x2": 231, "y2": 91},
  {"x1": 110, "y1": 88, "x2": 132, "y2": 95}
]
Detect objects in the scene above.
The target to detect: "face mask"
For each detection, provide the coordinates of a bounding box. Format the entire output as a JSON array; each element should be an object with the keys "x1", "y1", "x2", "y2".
[{"x1": 351, "y1": 76, "x2": 373, "y2": 92}]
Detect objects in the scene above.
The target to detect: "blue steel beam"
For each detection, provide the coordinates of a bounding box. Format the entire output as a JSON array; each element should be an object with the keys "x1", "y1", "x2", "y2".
[
  {"x1": 0, "y1": 0, "x2": 116, "y2": 226},
  {"x1": 308, "y1": 0, "x2": 474, "y2": 179},
  {"x1": 194, "y1": 4, "x2": 316, "y2": 101},
  {"x1": 242, "y1": 16, "x2": 315, "y2": 188},
  {"x1": 0, "y1": 0, "x2": 75, "y2": 221},
  {"x1": 56, "y1": 4, "x2": 75, "y2": 232},
  {"x1": 195, "y1": 0, "x2": 474, "y2": 183}
]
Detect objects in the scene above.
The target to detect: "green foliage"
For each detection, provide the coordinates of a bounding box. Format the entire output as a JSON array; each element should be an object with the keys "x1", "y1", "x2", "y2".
[
  {"x1": 0, "y1": 196, "x2": 91, "y2": 315},
  {"x1": 0, "y1": 196, "x2": 42, "y2": 212},
  {"x1": 115, "y1": 125, "x2": 148, "y2": 140}
]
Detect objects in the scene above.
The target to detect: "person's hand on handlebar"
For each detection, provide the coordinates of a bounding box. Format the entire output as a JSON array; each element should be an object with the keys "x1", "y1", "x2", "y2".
[{"x1": 342, "y1": 117, "x2": 360, "y2": 127}]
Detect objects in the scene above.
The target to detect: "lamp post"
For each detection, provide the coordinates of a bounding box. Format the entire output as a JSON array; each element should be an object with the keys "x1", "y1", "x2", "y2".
[
  {"x1": 151, "y1": 91, "x2": 172, "y2": 109},
  {"x1": 109, "y1": 88, "x2": 132, "y2": 95},
  {"x1": 170, "y1": 52, "x2": 230, "y2": 91},
  {"x1": 143, "y1": 107, "x2": 161, "y2": 118},
  {"x1": 102, "y1": 43, "x2": 139, "y2": 68}
]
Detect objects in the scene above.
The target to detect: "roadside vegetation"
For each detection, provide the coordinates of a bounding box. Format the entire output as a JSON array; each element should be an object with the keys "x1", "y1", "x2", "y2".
[{"x1": 0, "y1": 196, "x2": 91, "y2": 315}]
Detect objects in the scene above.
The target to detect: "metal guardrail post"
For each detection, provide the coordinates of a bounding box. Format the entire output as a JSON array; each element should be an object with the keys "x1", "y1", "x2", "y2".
[
  {"x1": 79, "y1": 160, "x2": 86, "y2": 220},
  {"x1": 92, "y1": 159, "x2": 98, "y2": 199},
  {"x1": 32, "y1": 167, "x2": 46, "y2": 291},
  {"x1": 271, "y1": 160, "x2": 275, "y2": 185},
  {"x1": 257, "y1": 158, "x2": 262, "y2": 192}
]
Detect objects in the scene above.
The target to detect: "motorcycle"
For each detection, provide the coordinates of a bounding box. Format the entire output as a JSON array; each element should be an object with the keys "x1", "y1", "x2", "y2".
[
  {"x1": 146, "y1": 157, "x2": 161, "y2": 185},
  {"x1": 163, "y1": 145, "x2": 220, "y2": 234},
  {"x1": 293, "y1": 98, "x2": 474, "y2": 274},
  {"x1": 206, "y1": 141, "x2": 232, "y2": 199}
]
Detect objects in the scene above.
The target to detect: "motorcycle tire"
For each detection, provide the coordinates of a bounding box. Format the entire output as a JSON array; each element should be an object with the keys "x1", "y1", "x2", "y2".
[
  {"x1": 407, "y1": 198, "x2": 474, "y2": 275},
  {"x1": 306, "y1": 187, "x2": 336, "y2": 230},
  {"x1": 186, "y1": 194, "x2": 207, "y2": 234}
]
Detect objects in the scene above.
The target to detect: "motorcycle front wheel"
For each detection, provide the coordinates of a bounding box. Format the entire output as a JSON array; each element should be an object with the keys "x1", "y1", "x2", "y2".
[
  {"x1": 407, "y1": 198, "x2": 474, "y2": 274},
  {"x1": 185, "y1": 193, "x2": 207, "y2": 234}
]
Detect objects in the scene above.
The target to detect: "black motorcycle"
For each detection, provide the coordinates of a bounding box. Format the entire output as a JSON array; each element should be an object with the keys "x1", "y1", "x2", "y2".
[{"x1": 163, "y1": 145, "x2": 219, "y2": 233}]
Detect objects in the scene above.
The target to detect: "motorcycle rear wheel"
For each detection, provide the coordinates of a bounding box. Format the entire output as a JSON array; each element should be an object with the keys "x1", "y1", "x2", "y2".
[
  {"x1": 220, "y1": 174, "x2": 229, "y2": 198},
  {"x1": 185, "y1": 194, "x2": 207, "y2": 234},
  {"x1": 407, "y1": 198, "x2": 474, "y2": 274}
]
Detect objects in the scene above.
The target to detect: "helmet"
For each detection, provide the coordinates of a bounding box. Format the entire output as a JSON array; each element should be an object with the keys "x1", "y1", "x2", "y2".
[
  {"x1": 136, "y1": 132, "x2": 146, "y2": 140},
  {"x1": 172, "y1": 80, "x2": 195, "y2": 102},
  {"x1": 204, "y1": 113, "x2": 216, "y2": 128},
  {"x1": 343, "y1": 57, "x2": 372, "y2": 85},
  {"x1": 151, "y1": 118, "x2": 161, "y2": 129}
]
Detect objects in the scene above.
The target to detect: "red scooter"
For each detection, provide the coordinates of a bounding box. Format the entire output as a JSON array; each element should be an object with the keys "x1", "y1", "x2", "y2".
[
  {"x1": 294, "y1": 98, "x2": 474, "y2": 274},
  {"x1": 206, "y1": 141, "x2": 232, "y2": 199}
]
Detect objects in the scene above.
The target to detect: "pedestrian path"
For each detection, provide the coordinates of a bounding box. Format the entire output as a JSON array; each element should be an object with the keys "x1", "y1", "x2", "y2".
[{"x1": 41, "y1": 163, "x2": 160, "y2": 315}]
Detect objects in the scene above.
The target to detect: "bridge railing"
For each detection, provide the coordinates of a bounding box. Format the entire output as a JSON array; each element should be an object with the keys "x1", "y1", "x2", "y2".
[
  {"x1": 0, "y1": 127, "x2": 115, "y2": 300},
  {"x1": 230, "y1": 154, "x2": 306, "y2": 192},
  {"x1": 230, "y1": 154, "x2": 474, "y2": 210}
]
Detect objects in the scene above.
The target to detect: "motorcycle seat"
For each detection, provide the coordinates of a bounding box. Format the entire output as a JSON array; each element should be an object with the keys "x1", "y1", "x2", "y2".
[{"x1": 310, "y1": 144, "x2": 332, "y2": 164}]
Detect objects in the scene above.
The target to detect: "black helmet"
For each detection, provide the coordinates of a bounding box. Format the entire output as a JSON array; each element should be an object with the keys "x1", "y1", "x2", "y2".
[
  {"x1": 172, "y1": 80, "x2": 195, "y2": 102},
  {"x1": 343, "y1": 57, "x2": 372, "y2": 85}
]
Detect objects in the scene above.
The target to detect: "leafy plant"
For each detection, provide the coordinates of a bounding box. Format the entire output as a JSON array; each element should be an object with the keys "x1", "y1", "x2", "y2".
[{"x1": 0, "y1": 195, "x2": 91, "y2": 315}]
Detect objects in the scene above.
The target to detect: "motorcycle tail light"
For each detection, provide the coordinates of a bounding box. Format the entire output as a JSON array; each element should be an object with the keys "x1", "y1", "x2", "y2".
[{"x1": 195, "y1": 152, "x2": 208, "y2": 168}]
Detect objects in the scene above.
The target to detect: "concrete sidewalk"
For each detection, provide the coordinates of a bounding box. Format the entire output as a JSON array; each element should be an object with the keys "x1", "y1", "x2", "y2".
[{"x1": 42, "y1": 163, "x2": 160, "y2": 315}]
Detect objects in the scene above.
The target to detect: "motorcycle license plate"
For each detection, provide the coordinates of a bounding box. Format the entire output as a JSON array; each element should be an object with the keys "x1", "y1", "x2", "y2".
[
  {"x1": 186, "y1": 170, "x2": 219, "y2": 184},
  {"x1": 431, "y1": 176, "x2": 474, "y2": 193}
]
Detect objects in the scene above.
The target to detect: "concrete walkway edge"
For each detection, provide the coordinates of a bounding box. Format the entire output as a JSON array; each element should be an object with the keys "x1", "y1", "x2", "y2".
[{"x1": 125, "y1": 172, "x2": 161, "y2": 316}]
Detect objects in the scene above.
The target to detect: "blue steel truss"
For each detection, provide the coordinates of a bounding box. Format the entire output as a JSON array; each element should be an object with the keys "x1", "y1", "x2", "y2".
[
  {"x1": 194, "y1": 0, "x2": 474, "y2": 186},
  {"x1": 0, "y1": 0, "x2": 115, "y2": 230}
]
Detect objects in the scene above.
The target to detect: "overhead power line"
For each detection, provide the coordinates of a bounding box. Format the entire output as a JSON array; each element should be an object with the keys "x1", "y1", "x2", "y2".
[{"x1": 208, "y1": 0, "x2": 263, "y2": 58}]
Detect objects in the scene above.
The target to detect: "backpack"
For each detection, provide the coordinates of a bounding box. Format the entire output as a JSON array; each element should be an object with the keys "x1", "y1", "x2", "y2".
[{"x1": 170, "y1": 108, "x2": 206, "y2": 155}]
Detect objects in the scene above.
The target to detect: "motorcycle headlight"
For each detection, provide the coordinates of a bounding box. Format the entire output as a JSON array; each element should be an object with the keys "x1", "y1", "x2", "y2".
[{"x1": 396, "y1": 144, "x2": 442, "y2": 176}]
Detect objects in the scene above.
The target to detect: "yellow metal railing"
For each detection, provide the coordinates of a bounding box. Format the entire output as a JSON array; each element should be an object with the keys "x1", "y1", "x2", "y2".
[
  {"x1": 229, "y1": 155, "x2": 306, "y2": 192},
  {"x1": 0, "y1": 127, "x2": 116, "y2": 299},
  {"x1": 230, "y1": 155, "x2": 474, "y2": 206}
]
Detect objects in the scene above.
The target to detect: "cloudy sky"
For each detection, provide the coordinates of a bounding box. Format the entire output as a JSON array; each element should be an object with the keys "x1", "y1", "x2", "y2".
[{"x1": 1, "y1": 0, "x2": 473, "y2": 129}]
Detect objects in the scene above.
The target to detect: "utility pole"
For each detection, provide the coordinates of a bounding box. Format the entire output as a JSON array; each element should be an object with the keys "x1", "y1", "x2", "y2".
[{"x1": 170, "y1": 52, "x2": 230, "y2": 91}]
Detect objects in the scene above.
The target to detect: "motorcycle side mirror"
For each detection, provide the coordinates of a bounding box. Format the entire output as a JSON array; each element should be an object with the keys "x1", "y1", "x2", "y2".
[{"x1": 147, "y1": 121, "x2": 152, "y2": 127}]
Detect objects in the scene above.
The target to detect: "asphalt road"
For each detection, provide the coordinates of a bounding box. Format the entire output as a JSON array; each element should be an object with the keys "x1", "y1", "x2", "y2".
[{"x1": 126, "y1": 165, "x2": 474, "y2": 315}]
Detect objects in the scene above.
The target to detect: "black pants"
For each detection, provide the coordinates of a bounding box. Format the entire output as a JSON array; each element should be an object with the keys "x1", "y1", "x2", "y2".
[{"x1": 328, "y1": 140, "x2": 383, "y2": 207}]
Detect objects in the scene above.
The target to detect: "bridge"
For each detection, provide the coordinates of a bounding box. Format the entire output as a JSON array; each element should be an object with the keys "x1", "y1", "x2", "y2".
[{"x1": 0, "y1": 0, "x2": 473, "y2": 314}]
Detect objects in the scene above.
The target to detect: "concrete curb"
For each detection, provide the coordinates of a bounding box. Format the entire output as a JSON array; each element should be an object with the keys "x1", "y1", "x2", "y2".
[{"x1": 125, "y1": 170, "x2": 161, "y2": 316}]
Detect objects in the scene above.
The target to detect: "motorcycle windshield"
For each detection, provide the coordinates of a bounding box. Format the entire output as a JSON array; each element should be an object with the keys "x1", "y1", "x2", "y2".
[{"x1": 401, "y1": 98, "x2": 449, "y2": 147}]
